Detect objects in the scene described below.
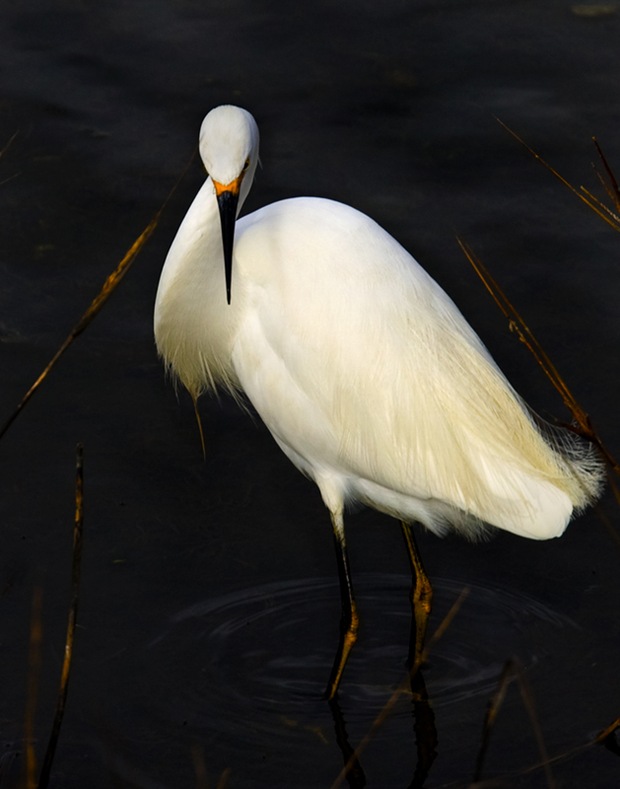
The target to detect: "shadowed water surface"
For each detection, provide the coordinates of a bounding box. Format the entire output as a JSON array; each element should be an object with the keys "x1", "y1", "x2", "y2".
[
  {"x1": 102, "y1": 574, "x2": 586, "y2": 787},
  {"x1": 1, "y1": 1, "x2": 619, "y2": 787}
]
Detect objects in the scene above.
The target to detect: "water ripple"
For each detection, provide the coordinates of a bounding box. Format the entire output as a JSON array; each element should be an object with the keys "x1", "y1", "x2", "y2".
[{"x1": 144, "y1": 573, "x2": 576, "y2": 732}]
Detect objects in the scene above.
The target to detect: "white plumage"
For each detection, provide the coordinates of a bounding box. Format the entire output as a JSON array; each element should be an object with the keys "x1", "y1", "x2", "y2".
[{"x1": 154, "y1": 105, "x2": 603, "y2": 695}]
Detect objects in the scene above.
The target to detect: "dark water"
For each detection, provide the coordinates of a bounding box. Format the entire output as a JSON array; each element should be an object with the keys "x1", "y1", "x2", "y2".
[{"x1": 1, "y1": 1, "x2": 620, "y2": 787}]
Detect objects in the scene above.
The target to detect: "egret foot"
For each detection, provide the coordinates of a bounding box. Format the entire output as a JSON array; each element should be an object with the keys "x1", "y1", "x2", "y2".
[
  {"x1": 401, "y1": 521, "x2": 433, "y2": 670},
  {"x1": 325, "y1": 599, "x2": 359, "y2": 701}
]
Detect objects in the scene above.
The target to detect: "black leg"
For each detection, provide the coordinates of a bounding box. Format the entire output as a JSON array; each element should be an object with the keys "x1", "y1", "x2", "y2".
[
  {"x1": 401, "y1": 521, "x2": 433, "y2": 669},
  {"x1": 325, "y1": 511, "x2": 359, "y2": 700},
  {"x1": 328, "y1": 695, "x2": 367, "y2": 787},
  {"x1": 407, "y1": 659, "x2": 438, "y2": 788}
]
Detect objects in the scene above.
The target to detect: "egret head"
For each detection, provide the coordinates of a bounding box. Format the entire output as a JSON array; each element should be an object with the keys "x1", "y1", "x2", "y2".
[{"x1": 199, "y1": 106, "x2": 260, "y2": 304}]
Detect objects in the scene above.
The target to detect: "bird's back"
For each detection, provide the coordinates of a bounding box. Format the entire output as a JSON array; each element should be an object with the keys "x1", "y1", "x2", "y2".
[{"x1": 231, "y1": 197, "x2": 602, "y2": 539}]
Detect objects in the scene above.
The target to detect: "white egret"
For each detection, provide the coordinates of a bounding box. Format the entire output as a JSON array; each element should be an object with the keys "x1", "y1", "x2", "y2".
[{"x1": 154, "y1": 105, "x2": 604, "y2": 699}]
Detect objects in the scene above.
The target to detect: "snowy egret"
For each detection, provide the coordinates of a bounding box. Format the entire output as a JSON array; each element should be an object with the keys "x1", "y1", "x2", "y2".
[{"x1": 154, "y1": 105, "x2": 604, "y2": 699}]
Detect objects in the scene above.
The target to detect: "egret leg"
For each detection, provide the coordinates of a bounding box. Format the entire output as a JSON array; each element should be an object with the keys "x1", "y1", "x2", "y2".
[
  {"x1": 325, "y1": 511, "x2": 359, "y2": 700},
  {"x1": 401, "y1": 522, "x2": 433, "y2": 669}
]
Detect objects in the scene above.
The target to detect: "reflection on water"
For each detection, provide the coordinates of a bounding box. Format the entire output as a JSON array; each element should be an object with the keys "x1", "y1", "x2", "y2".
[
  {"x1": 150, "y1": 573, "x2": 575, "y2": 703},
  {"x1": 140, "y1": 573, "x2": 577, "y2": 786}
]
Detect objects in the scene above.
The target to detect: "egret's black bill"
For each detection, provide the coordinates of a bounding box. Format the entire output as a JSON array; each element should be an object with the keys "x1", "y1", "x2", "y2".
[{"x1": 215, "y1": 188, "x2": 239, "y2": 304}]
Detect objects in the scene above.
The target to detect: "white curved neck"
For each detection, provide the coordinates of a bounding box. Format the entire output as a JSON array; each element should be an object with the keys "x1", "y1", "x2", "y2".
[{"x1": 153, "y1": 178, "x2": 241, "y2": 397}]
